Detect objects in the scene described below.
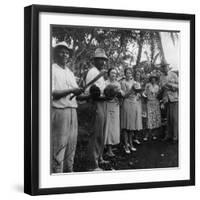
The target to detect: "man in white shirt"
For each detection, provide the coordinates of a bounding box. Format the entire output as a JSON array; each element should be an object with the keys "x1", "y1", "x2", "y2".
[
  {"x1": 86, "y1": 48, "x2": 109, "y2": 171},
  {"x1": 51, "y1": 42, "x2": 83, "y2": 173},
  {"x1": 86, "y1": 65, "x2": 106, "y2": 94}
]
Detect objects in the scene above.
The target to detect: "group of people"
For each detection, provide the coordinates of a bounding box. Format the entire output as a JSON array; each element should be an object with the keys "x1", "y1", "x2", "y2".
[{"x1": 51, "y1": 42, "x2": 179, "y2": 173}]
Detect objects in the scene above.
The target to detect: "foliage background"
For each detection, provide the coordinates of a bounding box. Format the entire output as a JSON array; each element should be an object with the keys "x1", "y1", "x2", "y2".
[{"x1": 52, "y1": 26, "x2": 179, "y2": 83}]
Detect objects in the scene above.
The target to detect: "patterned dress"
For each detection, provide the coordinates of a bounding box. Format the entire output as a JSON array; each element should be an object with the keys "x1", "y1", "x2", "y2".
[
  {"x1": 120, "y1": 79, "x2": 143, "y2": 131},
  {"x1": 145, "y1": 83, "x2": 161, "y2": 129}
]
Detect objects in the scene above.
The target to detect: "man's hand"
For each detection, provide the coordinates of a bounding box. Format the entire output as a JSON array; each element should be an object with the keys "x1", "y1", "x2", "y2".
[
  {"x1": 160, "y1": 103, "x2": 165, "y2": 110},
  {"x1": 116, "y1": 91, "x2": 123, "y2": 98},
  {"x1": 163, "y1": 84, "x2": 170, "y2": 90},
  {"x1": 166, "y1": 83, "x2": 178, "y2": 92},
  {"x1": 72, "y1": 88, "x2": 84, "y2": 96}
]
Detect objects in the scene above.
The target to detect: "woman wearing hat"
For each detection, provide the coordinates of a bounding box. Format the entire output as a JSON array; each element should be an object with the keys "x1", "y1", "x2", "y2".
[
  {"x1": 143, "y1": 74, "x2": 161, "y2": 140},
  {"x1": 133, "y1": 69, "x2": 145, "y2": 144},
  {"x1": 121, "y1": 68, "x2": 143, "y2": 154}
]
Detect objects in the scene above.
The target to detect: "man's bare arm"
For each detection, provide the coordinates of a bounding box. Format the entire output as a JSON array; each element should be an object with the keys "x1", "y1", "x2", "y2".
[
  {"x1": 52, "y1": 89, "x2": 73, "y2": 100},
  {"x1": 52, "y1": 88, "x2": 83, "y2": 100}
]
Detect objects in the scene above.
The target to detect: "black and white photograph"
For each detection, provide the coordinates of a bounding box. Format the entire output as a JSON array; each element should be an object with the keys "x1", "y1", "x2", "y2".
[
  {"x1": 51, "y1": 25, "x2": 180, "y2": 174},
  {"x1": 24, "y1": 5, "x2": 195, "y2": 195}
]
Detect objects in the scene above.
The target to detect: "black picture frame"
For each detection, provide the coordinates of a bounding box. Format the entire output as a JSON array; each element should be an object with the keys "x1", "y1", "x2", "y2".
[{"x1": 24, "y1": 4, "x2": 195, "y2": 196}]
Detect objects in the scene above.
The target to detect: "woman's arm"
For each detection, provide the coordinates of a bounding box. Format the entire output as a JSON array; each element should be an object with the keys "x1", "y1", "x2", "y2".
[
  {"x1": 124, "y1": 89, "x2": 135, "y2": 98},
  {"x1": 143, "y1": 83, "x2": 150, "y2": 97}
]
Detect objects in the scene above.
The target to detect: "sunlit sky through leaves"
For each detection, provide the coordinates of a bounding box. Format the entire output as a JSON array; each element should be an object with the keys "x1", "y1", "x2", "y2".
[{"x1": 52, "y1": 31, "x2": 180, "y2": 71}]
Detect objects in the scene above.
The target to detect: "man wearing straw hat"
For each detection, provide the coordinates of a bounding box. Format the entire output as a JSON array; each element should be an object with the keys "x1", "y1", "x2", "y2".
[
  {"x1": 51, "y1": 42, "x2": 83, "y2": 173},
  {"x1": 160, "y1": 62, "x2": 179, "y2": 142},
  {"x1": 86, "y1": 48, "x2": 109, "y2": 171}
]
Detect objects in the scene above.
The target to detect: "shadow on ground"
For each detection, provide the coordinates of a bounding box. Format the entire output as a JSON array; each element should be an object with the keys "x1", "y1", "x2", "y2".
[{"x1": 73, "y1": 103, "x2": 178, "y2": 172}]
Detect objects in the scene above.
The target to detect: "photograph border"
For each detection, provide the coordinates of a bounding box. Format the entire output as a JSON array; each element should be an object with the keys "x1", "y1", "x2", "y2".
[{"x1": 24, "y1": 4, "x2": 195, "y2": 195}]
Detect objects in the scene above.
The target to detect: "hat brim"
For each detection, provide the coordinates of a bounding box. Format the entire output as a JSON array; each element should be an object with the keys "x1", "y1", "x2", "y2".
[
  {"x1": 54, "y1": 45, "x2": 71, "y2": 51},
  {"x1": 160, "y1": 63, "x2": 170, "y2": 67},
  {"x1": 133, "y1": 88, "x2": 143, "y2": 92},
  {"x1": 93, "y1": 56, "x2": 108, "y2": 60},
  {"x1": 149, "y1": 76, "x2": 159, "y2": 81},
  {"x1": 53, "y1": 45, "x2": 73, "y2": 57}
]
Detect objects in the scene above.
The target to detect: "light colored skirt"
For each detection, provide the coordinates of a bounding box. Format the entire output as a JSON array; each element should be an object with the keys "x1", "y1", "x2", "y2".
[
  {"x1": 104, "y1": 101, "x2": 120, "y2": 145},
  {"x1": 121, "y1": 99, "x2": 143, "y2": 131},
  {"x1": 51, "y1": 108, "x2": 78, "y2": 173}
]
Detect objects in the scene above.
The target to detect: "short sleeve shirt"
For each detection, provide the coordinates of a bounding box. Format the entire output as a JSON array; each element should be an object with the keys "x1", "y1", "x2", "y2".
[
  {"x1": 52, "y1": 63, "x2": 78, "y2": 108},
  {"x1": 160, "y1": 71, "x2": 178, "y2": 102},
  {"x1": 85, "y1": 66, "x2": 106, "y2": 95}
]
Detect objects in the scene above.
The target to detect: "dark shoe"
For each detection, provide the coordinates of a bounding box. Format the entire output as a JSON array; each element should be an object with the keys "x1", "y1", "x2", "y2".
[
  {"x1": 161, "y1": 136, "x2": 170, "y2": 141},
  {"x1": 172, "y1": 139, "x2": 178, "y2": 144},
  {"x1": 99, "y1": 159, "x2": 110, "y2": 165},
  {"x1": 106, "y1": 151, "x2": 115, "y2": 157}
]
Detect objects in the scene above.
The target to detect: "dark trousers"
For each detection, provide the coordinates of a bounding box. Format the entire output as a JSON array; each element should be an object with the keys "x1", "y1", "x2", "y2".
[
  {"x1": 88, "y1": 102, "x2": 107, "y2": 169},
  {"x1": 166, "y1": 102, "x2": 178, "y2": 141}
]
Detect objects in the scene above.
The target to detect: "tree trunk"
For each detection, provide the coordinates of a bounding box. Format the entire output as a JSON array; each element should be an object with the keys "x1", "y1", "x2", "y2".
[
  {"x1": 136, "y1": 31, "x2": 145, "y2": 66},
  {"x1": 150, "y1": 32, "x2": 155, "y2": 64},
  {"x1": 136, "y1": 41, "x2": 143, "y2": 66},
  {"x1": 156, "y1": 32, "x2": 167, "y2": 64}
]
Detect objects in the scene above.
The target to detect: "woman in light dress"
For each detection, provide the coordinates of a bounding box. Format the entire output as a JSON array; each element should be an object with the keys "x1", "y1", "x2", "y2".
[
  {"x1": 133, "y1": 69, "x2": 145, "y2": 144},
  {"x1": 121, "y1": 68, "x2": 143, "y2": 154},
  {"x1": 143, "y1": 74, "x2": 161, "y2": 140},
  {"x1": 104, "y1": 68, "x2": 123, "y2": 157}
]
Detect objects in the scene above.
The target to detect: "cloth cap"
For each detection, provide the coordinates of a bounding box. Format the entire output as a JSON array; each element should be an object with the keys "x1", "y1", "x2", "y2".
[
  {"x1": 53, "y1": 41, "x2": 72, "y2": 56},
  {"x1": 160, "y1": 61, "x2": 170, "y2": 67}
]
